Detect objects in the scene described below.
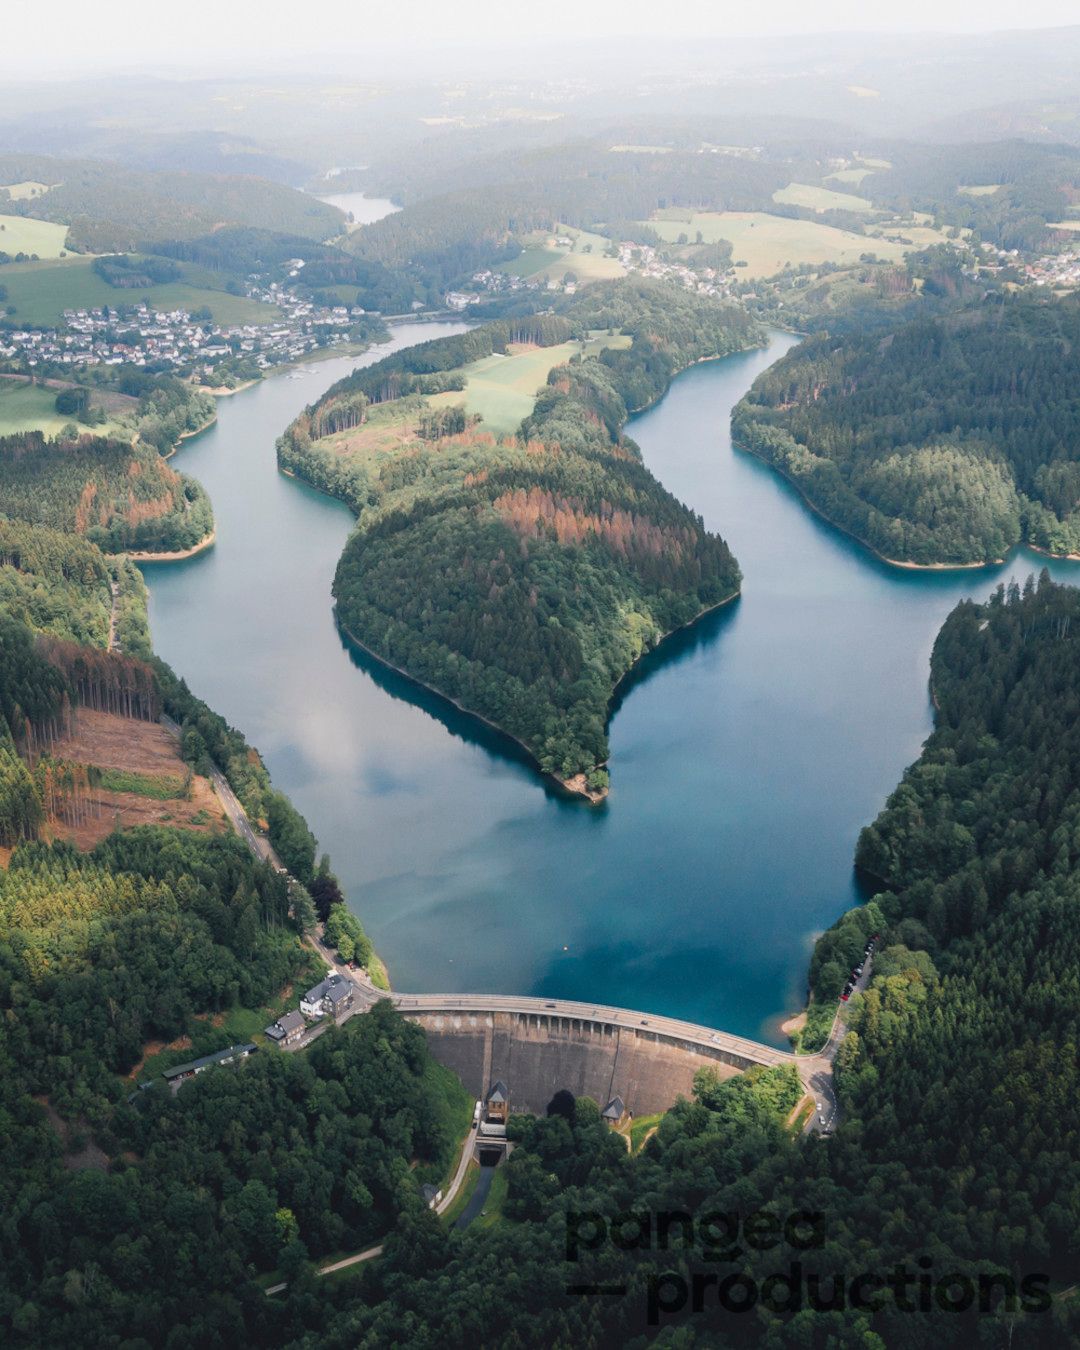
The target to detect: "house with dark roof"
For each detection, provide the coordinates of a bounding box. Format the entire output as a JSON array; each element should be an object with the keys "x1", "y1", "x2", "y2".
[
  {"x1": 602, "y1": 1096, "x2": 630, "y2": 1129},
  {"x1": 325, "y1": 980, "x2": 354, "y2": 1019},
  {"x1": 486, "y1": 1079, "x2": 509, "y2": 1124},
  {"x1": 300, "y1": 972, "x2": 354, "y2": 1020},
  {"x1": 265, "y1": 1010, "x2": 306, "y2": 1045}
]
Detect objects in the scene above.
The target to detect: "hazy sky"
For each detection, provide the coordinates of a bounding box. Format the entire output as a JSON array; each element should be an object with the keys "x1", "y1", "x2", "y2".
[{"x1": 5, "y1": 0, "x2": 1080, "y2": 74}]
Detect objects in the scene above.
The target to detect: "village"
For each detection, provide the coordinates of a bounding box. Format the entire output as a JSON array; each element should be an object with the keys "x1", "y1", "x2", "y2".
[{"x1": 0, "y1": 278, "x2": 372, "y2": 379}]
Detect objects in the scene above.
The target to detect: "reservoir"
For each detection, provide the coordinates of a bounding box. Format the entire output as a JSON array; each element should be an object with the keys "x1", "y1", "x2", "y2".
[{"x1": 143, "y1": 325, "x2": 1080, "y2": 1046}]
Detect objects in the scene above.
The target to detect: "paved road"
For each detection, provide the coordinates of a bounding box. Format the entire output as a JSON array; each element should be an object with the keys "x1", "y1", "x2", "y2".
[
  {"x1": 266, "y1": 1118, "x2": 480, "y2": 1295},
  {"x1": 801, "y1": 955, "x2": 874, "y2": 1136},
  {"x1": 176, "y1": 713, "x2": 857, "y2": 1145},
  {"x1": 391, "y1": 992, "x2": 798, "y2": 1072}
]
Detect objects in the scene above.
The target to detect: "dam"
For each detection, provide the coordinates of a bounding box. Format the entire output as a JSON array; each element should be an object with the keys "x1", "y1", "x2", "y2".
[{"x1": 392, "y1": 993, "x2": 819, "y2": 1118}]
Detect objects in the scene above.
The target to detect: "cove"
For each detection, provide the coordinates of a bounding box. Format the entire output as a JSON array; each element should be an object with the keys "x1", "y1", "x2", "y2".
[{"x1": 143, "y1": 326, "x2": 1080, "y2": 1048}]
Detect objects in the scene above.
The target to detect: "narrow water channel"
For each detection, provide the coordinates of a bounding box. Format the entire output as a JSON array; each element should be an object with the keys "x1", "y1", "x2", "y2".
[{"x1": 144, "y1": 325, "x2": 1080, "y2": 1046}]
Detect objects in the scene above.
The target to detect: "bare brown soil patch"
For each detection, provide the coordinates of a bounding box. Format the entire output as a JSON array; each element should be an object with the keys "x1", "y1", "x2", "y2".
[
  {"x1": 51, "y1": 708, "x2": 187, "y2": 775},
  {"x1": 48, "y1": 775, "x2": 225, "y2": 850},
  {"x1": 125, "y1": 1034, "x2": 193, "y2": 1081}
]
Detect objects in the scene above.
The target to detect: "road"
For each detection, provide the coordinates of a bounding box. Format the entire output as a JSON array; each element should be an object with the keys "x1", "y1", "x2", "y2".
[
  {"x1": 390, "y1": 992, "x2": 798, "y2": 1073},
  {"x1": 173, "y1": 712, "x2": 858, "y2": 1142},
  {"x1": 265, "y1": 1117, "x2": 480, "y2": 1296},
  {"x1": 801, "y1": 955, "x2": 874, "y2": 1136}
]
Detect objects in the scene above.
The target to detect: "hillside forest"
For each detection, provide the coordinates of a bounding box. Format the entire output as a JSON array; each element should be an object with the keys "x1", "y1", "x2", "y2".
[
  {"x1": 734, "y1": 293, "x2": 1080, "y2": 565},
  {"x1": 278, "y1": 280, "x2": 759, "y2": 792}
]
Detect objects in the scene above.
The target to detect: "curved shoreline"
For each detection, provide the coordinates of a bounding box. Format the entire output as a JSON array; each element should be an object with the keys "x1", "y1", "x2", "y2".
[
  {"x1": 339, "y1": 584, "x2": 740, "y2": 804},
  {"x1": 123, "y1": 529, "x2": 216, "y2": 563},
  {"x1": 732, "y1": 434, "x2": 1008, "y2": 572}
]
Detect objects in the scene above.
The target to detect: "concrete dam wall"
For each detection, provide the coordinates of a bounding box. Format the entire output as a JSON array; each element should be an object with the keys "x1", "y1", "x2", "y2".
[{"x1": 404, "y1": 1008, "x2": 746, "y2": 1117}]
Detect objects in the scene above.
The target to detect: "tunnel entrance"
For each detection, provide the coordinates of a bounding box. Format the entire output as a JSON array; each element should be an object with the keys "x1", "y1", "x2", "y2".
[{"x1": 477, "y1": 1147, "x2": 503, "y2": 1167}]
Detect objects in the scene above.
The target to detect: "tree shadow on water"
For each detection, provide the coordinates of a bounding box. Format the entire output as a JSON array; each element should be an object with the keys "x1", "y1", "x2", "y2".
[
  {"x1": 336, "y1": 596, "x2": 741, "y2": 806},
  {"x1": 607, "y1": 595, "x2": 741, "y2": 726}
]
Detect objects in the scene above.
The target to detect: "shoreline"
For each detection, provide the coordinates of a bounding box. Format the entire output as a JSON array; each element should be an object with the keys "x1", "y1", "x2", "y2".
[
  {"x1": 337, "y1": 619, "x2": 606, "y2": 802},
  {"x1": 337, "y1": 583, "x2": 741, "y2": 805},
  {"x1": 733, "y1": 434, "x2": 1007, "y2": 572},
  {"x1": 625, "y1": 337, "x2": 769, "y2": 418},
  {"x1": 123, "y1": 529, "x2": 216, "y2": 563}
]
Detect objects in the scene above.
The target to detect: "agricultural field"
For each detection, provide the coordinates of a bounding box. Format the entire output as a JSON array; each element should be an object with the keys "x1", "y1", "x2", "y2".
[
  {"x1": 1049, "y1": 220, "x2": 1080, "y2": 231},
  {"x1": 958, "y1": 183, "x2": 1003, "y2": 196},
  {"x1": 1, "y1": 180, "x2": 55, "y2": 201},
  {"x1": 0, "y1": 379, "x2": 130, "y2": 437},
  {"x1": 0, "y1": 256, "x2": 280, "y2": 327},
  {"x1": 496, "y1": 244, "x2": 561, "y2": 278},
  {"x1": 646, "y1": 211, "x2": 909, "y2": 278},
  {"x1": 825, "y1": 167, "x2": 873, "y2": 185},
  {"x1": 772, "y1": 182, "x2": 874, "y2": 213},
  {"x1": 865, "y1": 220, "x2": 970, "y2": 249},
  {"x1": 0, "y1": 212, "x2": 69, "y2": 257},
  {"x1": 426, "y1": 333, "x2": 632, "y2": 435},
  {"x1": 498, "y1": 225, "x2": 624, "y2": 286}
]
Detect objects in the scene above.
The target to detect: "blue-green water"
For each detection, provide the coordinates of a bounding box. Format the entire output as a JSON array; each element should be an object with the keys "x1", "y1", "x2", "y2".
[{"x1": 144, "y1": 327, "x2": 1080, "y2": 1046}]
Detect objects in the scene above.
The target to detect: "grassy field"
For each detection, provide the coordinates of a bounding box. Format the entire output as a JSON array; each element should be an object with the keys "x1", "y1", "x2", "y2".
[
  {"x1": 0, "y1": 380, "x2": 129, "y2": 437},
  {"x1": 646, "y1": 211, "x2": 908, "y2": 278},
  {"x1": 0, "y1": 213, "x2": 69, "y2": 258},
  {"x1": 498, "y1": 225, "x2": 624, "y2": 286},
  {"x1": 825, "y1": 167, "x2": 873, "y2": 185},
  {"x1": 426, "y1": 333, "x2": 632, "y2": 435},
  {"x1": 959, "y1": 184, "x2": 1003, "y2": 197},
  {"x1": 772, "y1": 182, "x2": 874, "y2": 213},
  {"x1": 497, "y1": 245, "x2": 562, "y2": 278},
  {"x1": 1, "y1": 180, "x2": 54, "y2": 202},
  {"x1": 866, "y1": 221, "x2": 970, "y2": 249},
  {"x1": 1049, "y1": 220, "x2": 1080, "y2": 232},
  {"x1": 0, "y1": 256, "x2": 280, "y2": 327}
]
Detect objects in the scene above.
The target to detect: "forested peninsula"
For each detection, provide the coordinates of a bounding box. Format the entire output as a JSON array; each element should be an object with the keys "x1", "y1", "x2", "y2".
[
  {"x1": 733, "y1": 294, "x2": 1080, "y2": 567},
  {"x1": 277, "y1": 281, "x2": 761, "y2": 796}
]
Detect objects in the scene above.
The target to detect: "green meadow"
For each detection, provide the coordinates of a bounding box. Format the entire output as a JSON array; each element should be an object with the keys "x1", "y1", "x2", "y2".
[
  {"x1": 1, "y1": 181, "x2": 55, "y2": 202},
  {"x1": 426, "y1": 332, "x2": 632, "y2": 436},
  {"x1": 0, "y1": 257, "x2": 280, "y2": 327},
  {"x1": 772, "y1": 182, "x2": 874, "y2": 213},
  {"x1": 0, "y1": 213, "x2": 69, "y2": 258},
  {"x1": 498, "y1": 224, "x2": 624, "y2": 286},
  {"x1": 0, "y1": 380, "x2": 130, "y2": 437},
  {"x1": 646, "y1": 211, "x2": 908, "y2": 278},
  {"x1": 825, "y1": 167, "x2": 873, "y2": 185}
]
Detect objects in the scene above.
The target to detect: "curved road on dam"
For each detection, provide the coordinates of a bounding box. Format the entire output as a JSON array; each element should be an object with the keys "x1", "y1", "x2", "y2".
[{"x1": 142, "y1": 308, "x2": 1080, "y2": 1046}]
